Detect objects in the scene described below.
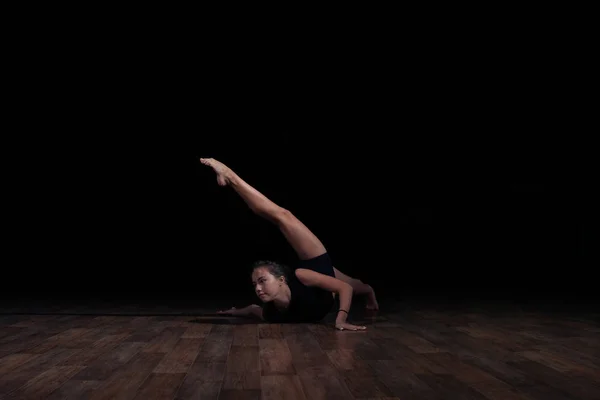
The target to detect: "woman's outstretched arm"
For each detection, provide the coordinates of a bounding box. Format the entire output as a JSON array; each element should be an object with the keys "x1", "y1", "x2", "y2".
[
  {"x1": 295, "y1": 268, "x2": 367, "y2": 331},
  {"x1": 217, "y1": 304, "x2": 264, "y2": 320}
]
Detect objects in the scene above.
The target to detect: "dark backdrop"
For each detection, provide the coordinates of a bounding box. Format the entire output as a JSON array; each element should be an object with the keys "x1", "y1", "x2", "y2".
[
  {"x1": 2, "y1": 30, "x2": 593, "y2": 308},
  {"x1": 3, "y1": 139, "x2": 592, "y2": 306}
]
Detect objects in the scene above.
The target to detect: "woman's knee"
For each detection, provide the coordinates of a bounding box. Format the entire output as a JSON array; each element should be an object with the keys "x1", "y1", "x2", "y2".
[
  {"x1": 255, "y1": 205, "x2": 290, "y2": 223},
  {"x1": 275, "y1": 207, "x2": 294, "y2": 224}
]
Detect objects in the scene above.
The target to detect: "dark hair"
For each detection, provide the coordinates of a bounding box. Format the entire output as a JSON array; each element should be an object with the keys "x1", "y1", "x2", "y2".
[{"x1": 251, "y1": 260, "x2": 291, "y2": 283}]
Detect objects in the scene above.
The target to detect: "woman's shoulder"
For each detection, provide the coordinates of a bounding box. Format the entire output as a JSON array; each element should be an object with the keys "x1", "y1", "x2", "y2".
[{"x1": 289, "y1": 271, "x2": 313, "y2": 294}]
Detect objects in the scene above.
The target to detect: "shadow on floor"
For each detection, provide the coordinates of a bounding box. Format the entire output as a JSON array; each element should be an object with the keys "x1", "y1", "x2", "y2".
[
  {"x1": 188, "y1": 313, "x2": 389, "y2": 325},
  {"x1": 189, "y1": 317, "x2": 259, "y2": 325}
]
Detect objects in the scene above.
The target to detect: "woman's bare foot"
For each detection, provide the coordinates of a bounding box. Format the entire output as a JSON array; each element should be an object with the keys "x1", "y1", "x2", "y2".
[
  {"x1": 365, "y1": 285, "x2": 379, "y2": 310},
  {"x1": 200, "y1": 158, "x2": 233, "y2": 186}
]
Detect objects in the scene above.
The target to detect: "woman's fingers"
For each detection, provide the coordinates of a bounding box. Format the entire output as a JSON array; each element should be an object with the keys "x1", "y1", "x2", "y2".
[{"x1": 335, "y1": 322, "x2": 366, "y2": 331}]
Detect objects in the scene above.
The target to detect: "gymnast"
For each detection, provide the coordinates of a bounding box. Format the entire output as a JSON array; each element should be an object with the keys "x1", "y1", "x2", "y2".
[{"x1": 200, "y1": 158, "x2": 378, "y2": 331}]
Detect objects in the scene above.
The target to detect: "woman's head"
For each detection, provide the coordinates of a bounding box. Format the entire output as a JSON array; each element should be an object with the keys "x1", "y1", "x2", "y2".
[{"x1": 250, "y1": 260, "x2": 290, "y2": 302}]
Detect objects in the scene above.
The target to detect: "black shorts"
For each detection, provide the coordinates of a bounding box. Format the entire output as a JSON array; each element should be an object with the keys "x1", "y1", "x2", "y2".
[{"x1": 296, "y1": 252, "x2": 335, "y2": 278}]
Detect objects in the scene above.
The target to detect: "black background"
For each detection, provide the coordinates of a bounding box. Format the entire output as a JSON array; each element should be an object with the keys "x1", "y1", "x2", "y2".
[
  {"x1": 2, "y1": 26, "x2": 594, "y2": 309},
  {"x1": 3, "y1": 139, "x2": 592, "y2": 306}
]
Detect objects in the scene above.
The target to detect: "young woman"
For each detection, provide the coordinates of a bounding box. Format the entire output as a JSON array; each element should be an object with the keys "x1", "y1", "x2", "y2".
[{"x1": 200, "y1": 158, "x2": 378, "y2": 331}]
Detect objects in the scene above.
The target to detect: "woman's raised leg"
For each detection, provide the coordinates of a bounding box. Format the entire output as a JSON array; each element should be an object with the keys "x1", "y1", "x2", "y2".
[{"x1": 200, "y1": 158, "x2": 326, "y2": 260}]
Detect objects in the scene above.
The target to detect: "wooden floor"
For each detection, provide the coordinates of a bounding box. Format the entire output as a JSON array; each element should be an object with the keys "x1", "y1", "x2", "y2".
[{"x1": 0, "y1": 302, "x2": 598, "y2": 399}]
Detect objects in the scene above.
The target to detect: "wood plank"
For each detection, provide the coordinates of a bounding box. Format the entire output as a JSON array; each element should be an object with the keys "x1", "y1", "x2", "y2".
[
  {"x1": 337, "y1": 365, "x2": 396, "y2": 399},
  {"x1": 370, "y1": 338, "x2": 419, "y2": 361},
  {"x1": 57, "y1": 333, "x2": 131, "y2": 366},
  {"x1": 260, "y1": 338, "x2": 295, "y2": 375},
  {"x1": 181, "y1": 323, "x2": 212, "y2": 339},
  {"x1": 0, "y1": 347, "x2": 80, "y2": 394},
  {"x1": 87, "y1": 352, "x2": 166, "y2": 400},
  {"x1": 470, "y1": 381, "x2": 532, "y2": 400},
  {"x1": 45, "y1": 379, "x2": 103, "y2": 400},
  {"x1": 186, "y1": 361, "x2": 227, "y2": 382},
  {"x1": 519, "y1": 350, "x2": 576, "y2": 372},
  {"x1": 281, "y1": 323, "x2": 311, "y2": 335},
  {"x1": 352, "y1": 337, "x2": 395, "y2": 361},
  {"x1": 123, "y1": 319, "x2": 166, "y2": 343},
  {"x1": 513, "y1": 383, "x2": 576, "y2": 400},
  {"x1": 217, "y1": 389, "x2": 261, "y2": 400},
  {"x1": 461, "y1": 356, "x2": 531, "y2": 387},
  {"x1": 233, "y1": 325, "x2": 258, "y2": 346},
  {"x1": 68, "y1": 341, "x2": 147, "y2": 380},
  {"x1": 408, "y1": 353, "x2": 451, "y2": 375},
  {"x1": 509, "y1": 360, "x2": 600, "y2": 400},
  {"x1": 296, "y1": 365, "x2": 353, "y2": 400},
  {"x1": 132, "y1": 372, "x2": 186, "y2": 400},
  {"x1": 325, "y1": 349, "x2": 368, "y2": 371},
  {"x1": 259, "y1": 324, "x2": 283, "y2": 339},
  {"x1": 538, "y1": 341, "x2": 599, "y2": 370},
  {"x1": 0, "y1": 353, "x2": 40, "y2": 376},
  {"x1": 312, "y1": 327, "x2": 366, "y2": 351},
  {"x1": 371, "y1": 338, "x2": 450, "y2": 375},
  {"x1": 520, "y1": 348, "x2": 600, "y2": 381},
  {"x1": 0, "y1": 327, "x2": 27, "y2": 341},
  {"x1": 358, "y1": 398, "x2": 401, "y2": 400},
  {"x1": 28, "y1": 328, "x2": 92, "y2": 354},
  {"x1": 0, "y1": 329, "x2": 49, "y2": 350},
  {"x1": 142, "y1": 327, "x2": 186, "y2": 354},
  {"x1": 153, "y1": 338, "x2": 203, "y2": 373},
  {"x1": 416, "y1": 373, "x2": 489, "y2": 400},
  {"x1": 175, "y1": 361, "x2": 225, "y2": 399},
  {"x1": 195, "y1": 326, "x2": 233, "y2": 363},
  {"x1": 261, "y1": 375, "x2": 306, "y2": 400},
  {"x1": 393, "y1": 328, "x2": 443, "y2": 353},
  {"x1": 222, "y1": 345, "x2": 260, "y2": 390},
  {"x1": 175, "y1": 380, "x2": 221, "y2": 400},
  {"x1": 286, "y1": 332, "x2": 330, "y2": 370},
  {"x1": 3, "y1": 365, "x2": 85, "y2": 399},
  {"x1": 366, "y1": 360, "x2": 435, "y2": 400},
  {"x1": 0, "y1": 321, "x2": 75, "y2": 357},
  {"x1": 424, "y1": 352, "x2": 507, "y2": 385}
]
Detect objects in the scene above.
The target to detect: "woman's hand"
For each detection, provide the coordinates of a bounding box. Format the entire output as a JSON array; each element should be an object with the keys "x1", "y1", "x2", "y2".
[
  {"x1": 217, "y1": 307, "x2": 239, "y2": 316},
  {"x1": 335, "y1": 321, "x2": 367, "y2": 331}
]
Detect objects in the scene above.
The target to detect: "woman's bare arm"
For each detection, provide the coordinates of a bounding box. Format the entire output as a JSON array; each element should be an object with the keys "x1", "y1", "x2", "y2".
[
  {"x1": 294, "y1": 268, "x2": 366, "y2": 331},
  {"x1": 217, "y1": 304, "x2": 263, "y2": 320}
]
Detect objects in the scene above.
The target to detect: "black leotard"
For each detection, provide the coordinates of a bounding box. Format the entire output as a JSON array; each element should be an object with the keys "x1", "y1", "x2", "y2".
[{"x1": 262, "y1": 252, "x2": 335, "y2": 323}]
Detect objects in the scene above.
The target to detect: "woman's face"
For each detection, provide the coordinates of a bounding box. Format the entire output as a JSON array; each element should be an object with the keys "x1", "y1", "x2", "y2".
[{"x1": 251, "y1": 267, "x2": 284, "y2": 302}]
